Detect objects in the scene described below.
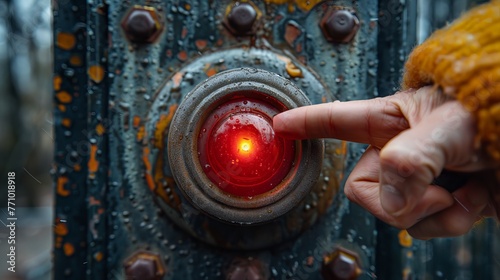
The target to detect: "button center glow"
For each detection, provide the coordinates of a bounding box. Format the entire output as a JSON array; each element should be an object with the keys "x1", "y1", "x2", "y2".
[{"x1": 198, "y1": 96, "x2": 295, "y2": 197}]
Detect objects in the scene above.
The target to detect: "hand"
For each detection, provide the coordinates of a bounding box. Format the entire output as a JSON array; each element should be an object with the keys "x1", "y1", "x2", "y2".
[{"x1": 273, "y1": 86, "x2": 499, "y2": 239}]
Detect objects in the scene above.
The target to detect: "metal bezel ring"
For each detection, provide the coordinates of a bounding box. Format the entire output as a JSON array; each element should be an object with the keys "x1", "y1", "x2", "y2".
[{"x1": 168, "y1": 68, "x2": 324, "y2": 224}]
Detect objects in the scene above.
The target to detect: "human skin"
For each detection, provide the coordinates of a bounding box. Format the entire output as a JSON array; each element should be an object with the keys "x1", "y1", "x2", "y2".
[{"x1": 273, "y1": 86, "x2": 499, "y2": 239}]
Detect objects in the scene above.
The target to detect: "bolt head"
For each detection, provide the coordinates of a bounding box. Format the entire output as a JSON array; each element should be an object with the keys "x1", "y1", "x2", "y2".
[
  {"x1": 124, "y1": 251, "x2": 165, "y2": 280},
  {"x1": 224, "y1": 3, "x2": 258, "y2": 35},
  {"x1": 320, "y1": 9, "x2": 359, "y2": 43},
  {"x1": 322, "y1": 248, "x2": 362, "y2": 280},
  {"x1": 225, "y1": 258, "x2": 268, "y2": 280},
  {"x1": 121, "y1": 6, "x2": 164, "y2": 44}
]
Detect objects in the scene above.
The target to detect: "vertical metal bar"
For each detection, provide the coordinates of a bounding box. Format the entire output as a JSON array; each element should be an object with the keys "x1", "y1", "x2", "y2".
[
  {"x1": 375, "y1": 0, "x2": 418, "y2": 279},
  {"x1": 85, "y1": 1, "x2": 109, "y2": 279},
  {"x1": 53, "y1": 0, "x2": 89, "y2": 278}
]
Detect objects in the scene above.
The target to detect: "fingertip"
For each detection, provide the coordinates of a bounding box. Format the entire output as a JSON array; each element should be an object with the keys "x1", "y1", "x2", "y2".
[{"x1": 272, "y1": 110, "x2": 305, "y2": 139}]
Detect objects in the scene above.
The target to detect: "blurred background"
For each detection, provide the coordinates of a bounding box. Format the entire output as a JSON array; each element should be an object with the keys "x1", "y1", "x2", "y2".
[
  {"x1": 0, "y1": 0, "x2": 53, "y2": 279},
  {"x1": 0, "y1": 0, "x2": 494, "y2": 279}
]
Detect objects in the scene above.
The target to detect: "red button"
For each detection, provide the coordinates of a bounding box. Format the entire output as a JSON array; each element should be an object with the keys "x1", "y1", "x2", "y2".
[{"x1": 198, "y1": 95, "x2": 295, "y2": 197}]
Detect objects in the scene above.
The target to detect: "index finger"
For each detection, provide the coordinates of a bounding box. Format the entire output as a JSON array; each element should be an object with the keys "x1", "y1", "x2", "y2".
[{"x1": 272, "y1": 97, "x2": 409, "y2": 147}]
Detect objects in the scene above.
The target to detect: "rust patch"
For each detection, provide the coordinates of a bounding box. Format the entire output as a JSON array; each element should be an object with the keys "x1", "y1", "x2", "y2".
[
  {"x1": 63, "y1": 243, "x2": 75, "y2": 256},
  {"x1": 172, "y1": 72, "x2": 184, "y2": 89},
  {"x1": 285, "y1": 61, "x2": 303, "y2": 78},
  {"x1": 284, "y1": 21, "x2": 302, "y2": 47},
  {"x1": 295, "y1": 42, "x2": 303, "y2": 53},
  {"x1": 96, "y1": 123, "x2": 105, "y2": 136},
  {"x1": 54, "y1": 75, "x2": 62, "y2": 91},
  {"x1": 55, "y1": 236, "x2": 63, "y2": 249},
  {"x1": 142, "y1": 147, "x2": 156, "y2": 191},
  {"x1": 57, "y1": 176, "x2": 70, "y2": 197},
  {"x1": 69, "y1": 55, "x2": 83, "y2": 67},
  {"x1": 195, "y1": 39, "x2": 208, "y2": 51},
  {"x1": 56, "y1": 32, "x2": 76, "y2": 50},
  {"x1": 56, "y1": 91, "x2": 73, "y2": 103},
  {"x1": 73, "y1": 164, "x2": 81, "y2": 172},
  {"x1": 153, "y1": 104, "x2": 178, "y2": 148},
  {"x1": 181, "y1": 26, "x2": 188, "y2": 39},
  {"x1": 133, "y1": 115, "x2": 141, "y2": 128},
  {"x1": 54, "y1": 219, "x2": 69, "y2": 236},
  {"x1": 58, "y1": 105, "x2": 66, "y2": 112},
  {"x1": 94, "y1": 252, "x2": 104, "y2": 262},
  {"x1": 206, "y1": 67, "x2": 217, "y2": 77},
  {"x1": 89, "y1": 196, "x2": 101, "y2": 206},
  {"x1": 177, "y1": 50, "x2": 188, "y2": 62},
  {"x1": 88, "y1": 144, "x2": 99, "y2": 178},
  {"x1": 265, "y1": 0, "x2": 322, "y2": 11},
  {"x1": 136, "y1": 126, "x2": 145, "y2": 142},
  {"x1": 88, "y1": 65, "x2": 105, "y2": 83},
  {"x1": 62, "y1": 118, "x2": 72, "y2": 128},
  {"x1": 398, "y1": 230, "x2": 413, "y2": 248}
]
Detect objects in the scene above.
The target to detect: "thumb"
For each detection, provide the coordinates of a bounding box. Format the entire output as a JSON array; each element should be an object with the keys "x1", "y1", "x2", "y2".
[{"x1": 378, "y1": 101, "x2": 476, "y2": 217}]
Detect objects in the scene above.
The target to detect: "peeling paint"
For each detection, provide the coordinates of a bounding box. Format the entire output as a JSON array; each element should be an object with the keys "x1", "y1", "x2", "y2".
[{"x1": 153, "y1": 104, "x2": 178, "y2": 148}]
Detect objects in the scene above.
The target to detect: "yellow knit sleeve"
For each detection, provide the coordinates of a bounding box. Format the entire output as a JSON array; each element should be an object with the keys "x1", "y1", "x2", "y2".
[{"x1": 402, "y1": 1, "x2": 500, "y2": 161}]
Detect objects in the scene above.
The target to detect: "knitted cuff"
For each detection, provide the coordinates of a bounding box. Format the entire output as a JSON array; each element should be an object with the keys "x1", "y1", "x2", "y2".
[{"x1": 402, "y1": 1, "x2": 500, "y2": 162}]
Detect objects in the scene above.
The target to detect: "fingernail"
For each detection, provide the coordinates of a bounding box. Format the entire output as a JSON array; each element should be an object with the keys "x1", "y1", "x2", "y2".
[{"x1": 380, "y1": 184, "x2": 406, "y2": 215}]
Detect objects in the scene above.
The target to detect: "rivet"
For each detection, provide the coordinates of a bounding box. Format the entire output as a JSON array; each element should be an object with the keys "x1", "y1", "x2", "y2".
[{"x1": 321, "y1": 9, "x2": 359, "y2": 43}]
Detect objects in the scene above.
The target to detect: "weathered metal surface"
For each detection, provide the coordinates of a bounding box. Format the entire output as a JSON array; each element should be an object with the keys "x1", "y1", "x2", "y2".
[{"x1": 53, "y1": 0, "x2": 499, "y2": 279}]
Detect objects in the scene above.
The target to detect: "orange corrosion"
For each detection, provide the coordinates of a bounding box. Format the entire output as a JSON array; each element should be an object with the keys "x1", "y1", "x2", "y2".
[
  {"x1": 398, "y1": 230, "x2": 413, "y2": 248},
  {"x1": 88, "y1": 144, "x2": 99, "y2": 177},
  {"x1": 142, "y1": 147, "x2": 155, "y2": 191},
  {"x1": 195, "y1": 39, "x2": 208, "y2": 51},
  {"x1": 264, "y1": 0, "x2": 322, "y2": 11},
  {"x1": 154, "y1": 104, "x2": 178, "y2": 148},
  {"x1": 177, "y1": 50, "x2": 188, "y2": 62},
  {"x1": 94, "y1": 252, "x2": 104, "y2": 262},
  {"x1": 403, "y1": 2, "x2": 500, "y2": 161},
  {"x1": 63, "y1": 243, "x2": 75, "y2": 256},
  {"x1": 57, "y1": 176, "x2": 70, "y2": 197},
  {"x1": 136, "y1": 126, "x2": 145, "y2": 142},
  {"x1": 88, "y1": 65, "x2": 105, "y2": 83},
  {"x1": 56, "y1": 32, "x2": 76, "y2": 50},
  {"x1": 96, "y1": 123, "x2": 105, "y2": 136},
  {"x1": 54, "y1": 76, "x2": 62, "y2": 91},
  {"x1": 206, "y1": 67, "x2": 217, "y2": 77},
  {"x1": 62, "y1": 118, "x2": 72, "y2": 128},
  {"x1": 69, "y1": 55, "x2": 83, "y2": 67},
  {"x1": 56, "y1": 91, "x2": 72, "y2": 103},
  {"x1": 54, "y1": 220, "x2": 69, "y2": 236},
  {"x1": 133, "y1": 115, "x2": 141, "y2": 128}
]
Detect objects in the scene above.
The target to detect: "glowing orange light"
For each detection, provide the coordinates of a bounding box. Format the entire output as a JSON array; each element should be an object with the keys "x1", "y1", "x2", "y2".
[{"x1": 239, "y1": 138, "x2": 252, "y2": 153}]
